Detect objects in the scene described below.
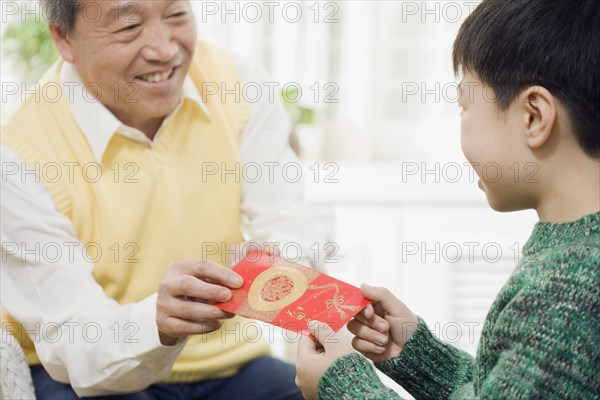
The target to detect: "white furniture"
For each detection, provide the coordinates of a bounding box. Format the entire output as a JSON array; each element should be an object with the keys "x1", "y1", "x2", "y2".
[{"x1": 0, "y1": 327, "x2": 36, "y2": 400}]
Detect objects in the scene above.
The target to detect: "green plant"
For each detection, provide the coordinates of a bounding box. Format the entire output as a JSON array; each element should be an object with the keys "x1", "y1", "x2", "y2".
[
  {"x1": 2, "y1": 13, "x2": 58, "y2": 84},
  {"x1": 281, "y1": 86, "x2": 316, "y2": 127}
]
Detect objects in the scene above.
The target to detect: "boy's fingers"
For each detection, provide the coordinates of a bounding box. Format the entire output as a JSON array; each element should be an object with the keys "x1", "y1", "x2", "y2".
[
  {"x1": 351, "y1": 337, "x2": 386, "y2": 355},
  {"x1": 347, "y1": 320, "x2": 389, "y2": 346},
  {"x1": 308, "y1": 320, "x2": 336, "y2": 347},
  {"x1": 360, "y1": 303, "x2": 375, "y2": 319},
  {"x1": 297, "y1": 332, "x2": 318, "y2": 356},
  {"x1": 360, "y1": 284, "x2": 404, "y2": 315},
  {"x1": 350, "y1": 313, "x2": 390, "y2": 334}
]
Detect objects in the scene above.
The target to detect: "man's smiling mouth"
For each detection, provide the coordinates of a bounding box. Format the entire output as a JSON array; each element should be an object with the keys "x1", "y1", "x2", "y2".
[{"x1": 136, "y1": 67, "x2": 176, "y2": 83}]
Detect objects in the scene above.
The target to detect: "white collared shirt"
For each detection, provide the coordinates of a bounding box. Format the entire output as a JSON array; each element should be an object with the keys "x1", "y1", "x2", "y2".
[
  {"x1": 1, "y1": 57, "x2": 332, "y2": 397},
  {"x1": 60, "y1": 62, "x2": 211, "y2": 161}
]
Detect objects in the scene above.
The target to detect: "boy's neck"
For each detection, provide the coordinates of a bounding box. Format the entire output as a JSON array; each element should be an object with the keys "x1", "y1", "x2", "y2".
[{"x1": 535, "y1": 158, "x2": 600, "y2": 223}]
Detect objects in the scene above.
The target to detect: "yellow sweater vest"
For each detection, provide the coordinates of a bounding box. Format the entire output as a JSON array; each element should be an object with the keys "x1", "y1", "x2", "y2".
[{"x1": 1, "y1": 42, "x2": 271, "y2": 382}]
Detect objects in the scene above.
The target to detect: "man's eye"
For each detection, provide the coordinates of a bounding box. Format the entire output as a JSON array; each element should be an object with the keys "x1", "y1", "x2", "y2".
[
  {"x1": 169, "y1": 12, "x2": 187, "y2": 18},
  {"x1": 117, "y1": 24, "x2": 140, "y2": 33}
]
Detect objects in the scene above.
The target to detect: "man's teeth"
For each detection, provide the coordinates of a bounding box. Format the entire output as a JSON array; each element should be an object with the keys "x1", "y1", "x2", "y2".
[{"x1": 138, "y1": 68, "x2": 173, "y2": 83}]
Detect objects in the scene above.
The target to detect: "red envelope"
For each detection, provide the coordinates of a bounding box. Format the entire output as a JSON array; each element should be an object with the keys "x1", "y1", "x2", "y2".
[{"x1": 213, "y1": 250, "x2": 371, "y2": 336}]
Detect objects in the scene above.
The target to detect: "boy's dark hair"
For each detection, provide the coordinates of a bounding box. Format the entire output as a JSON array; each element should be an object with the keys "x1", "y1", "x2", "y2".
[
  {"x1": 42, "y1": 0, "x2": 80, "y2": 33},
  {"x1": 453, "y1": 0, "x2": 600, "y2": 159}
]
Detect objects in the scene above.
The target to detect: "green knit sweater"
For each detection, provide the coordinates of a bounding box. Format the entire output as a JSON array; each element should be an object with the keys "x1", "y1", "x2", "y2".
[{"x1": 318, "y1": 211, "x2": 600, "y2": 399}]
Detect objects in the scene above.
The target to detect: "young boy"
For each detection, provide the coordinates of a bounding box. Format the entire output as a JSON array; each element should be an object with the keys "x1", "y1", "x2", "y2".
[{"x1": 295, "y1": 0, "x2": 600, "y2": 398}]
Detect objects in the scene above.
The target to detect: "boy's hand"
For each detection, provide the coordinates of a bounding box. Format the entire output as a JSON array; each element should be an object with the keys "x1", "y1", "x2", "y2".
[
  {"x1": 347, "y1": 284, "x2": 419, "y2": 363},
  {"x1": 295, "y1": 321, "x2": 355, "y2": 400}
]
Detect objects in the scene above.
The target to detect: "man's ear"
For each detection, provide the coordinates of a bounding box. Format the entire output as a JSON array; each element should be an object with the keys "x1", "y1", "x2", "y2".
[
  {"x1": 521, "y1": 86, "x2": 557, "y2": 150},
  {"x1": 48, "y1": 23, "x2": 75, "y2": 63}
]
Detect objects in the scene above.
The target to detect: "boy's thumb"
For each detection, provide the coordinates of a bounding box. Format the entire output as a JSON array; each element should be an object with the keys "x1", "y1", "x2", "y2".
[
  {"x1": 297, "y1": 330, "x2": 318, "y2": 355},
  {"x1": 308, "y1": 320, "x2": 335, "y2": 345},
  {"x1": 361, "y1": 284, "x2": 401, "y2": 312}
]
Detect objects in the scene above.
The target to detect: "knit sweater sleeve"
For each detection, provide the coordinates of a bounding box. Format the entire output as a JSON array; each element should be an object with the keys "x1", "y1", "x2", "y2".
[
  {"x1": 316, "y1": 320, "x2": 473, "y2": 400},
  {"x1": 317, "y1": 243, "x2": 600, "y2": 400},
  {"x1": 319, "y1": 353, "x2": 404, "y2": 399},
  {"x1": 374, "y1": 318, "x2": 475, "y2": 399}
]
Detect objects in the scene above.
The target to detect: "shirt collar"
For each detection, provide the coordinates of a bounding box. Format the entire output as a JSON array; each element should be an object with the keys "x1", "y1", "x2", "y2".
[{"x1": 60, "y1": 61, "x2": 210, "y2": 162}]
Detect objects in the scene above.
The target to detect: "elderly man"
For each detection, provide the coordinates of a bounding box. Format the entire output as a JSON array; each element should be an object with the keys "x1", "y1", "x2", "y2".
[{"x1": 1, "y1": 1, "x2": 330, "y2": 398}]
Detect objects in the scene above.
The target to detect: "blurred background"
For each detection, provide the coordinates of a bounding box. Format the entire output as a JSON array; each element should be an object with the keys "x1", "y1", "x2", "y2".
[{"x1": 1, "y1": 1, "x2": 539, "y2": 396}]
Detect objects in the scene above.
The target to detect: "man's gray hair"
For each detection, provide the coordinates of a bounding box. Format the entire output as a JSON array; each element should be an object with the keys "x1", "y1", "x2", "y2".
[{"x1": 42, "y1": 0, "x2": 80, "y2": 33}]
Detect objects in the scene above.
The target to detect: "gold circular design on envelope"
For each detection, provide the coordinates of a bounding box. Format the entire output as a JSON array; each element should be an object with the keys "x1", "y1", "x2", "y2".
[{"x1": 248, "y1": 267, "x2": 308, "y2": 312}]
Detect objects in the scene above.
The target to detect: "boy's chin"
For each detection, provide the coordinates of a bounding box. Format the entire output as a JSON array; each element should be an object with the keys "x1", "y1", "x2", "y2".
[{"x1": 484, "y1": 193, "x2": 530, "y2": 213}]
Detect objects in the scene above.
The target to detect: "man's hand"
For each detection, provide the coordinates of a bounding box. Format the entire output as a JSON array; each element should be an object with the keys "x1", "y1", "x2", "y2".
[
  {"x1": 295, "y1": 321, "x2": 355, "y2": 400},
  {"x1": 226, "y1": 241, "x2": 281, "y2": 267},
  {"x1": 156, "y1": 260, "x2": 243, "y2": 346},
  {"x1": 347, "y1": 284, "x2": 419, "y2": 363}
]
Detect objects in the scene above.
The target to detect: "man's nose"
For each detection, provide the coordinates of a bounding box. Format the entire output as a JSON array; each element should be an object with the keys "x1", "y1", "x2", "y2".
[{"x1": 141, "y1": 25, "x2": 178, "y2": 63}]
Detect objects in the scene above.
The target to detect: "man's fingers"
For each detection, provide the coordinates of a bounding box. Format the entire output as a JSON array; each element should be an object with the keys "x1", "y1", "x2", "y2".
[
  {"x1": 158, "y1": 316, "x2": 222, "y2": 337},
  {"x1": 157, "y1": 259, "x2": 245, "y2": 343},
  {"x1": 174, "y1": 260, "x2": 243, "y2": 289},
  {"x1": 219, "y1": 310, "x2": 236, "y2": 319},
  {"x1": 159, "y1": 296, "x2": 233, "y2": 321},
  {"x1": 226, "y1": 245, "x2": 243, "y2": 268},
  {"x1": 227, "y1": 242, "x2": 282, "y2": 267},
  {"x1": 166, "y1": 274, "x2": 234, "y2": 302}
]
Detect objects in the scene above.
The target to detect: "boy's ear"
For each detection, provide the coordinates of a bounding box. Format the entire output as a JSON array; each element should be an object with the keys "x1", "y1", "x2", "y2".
[
  {"x1": 521, "y1": 86, "x2": 556, "y2": 150},
  {"x1": 48, "y1": 23, "x2": 75, "y2": 63}
]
